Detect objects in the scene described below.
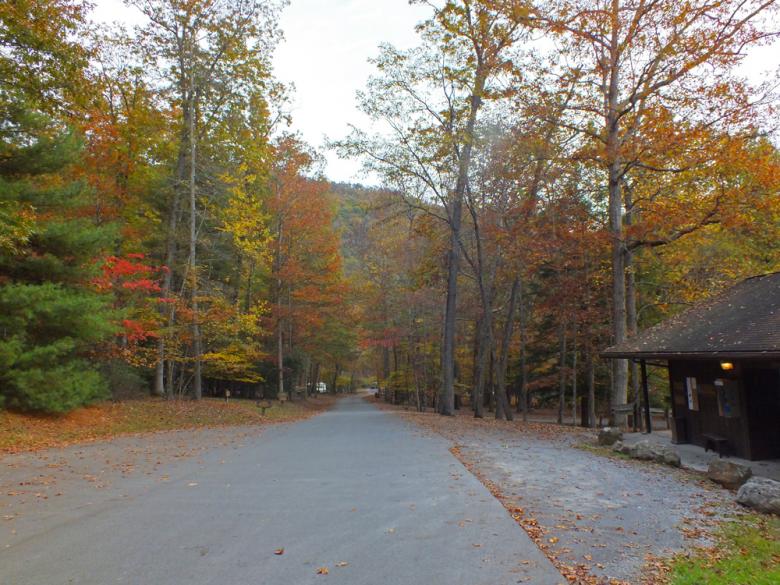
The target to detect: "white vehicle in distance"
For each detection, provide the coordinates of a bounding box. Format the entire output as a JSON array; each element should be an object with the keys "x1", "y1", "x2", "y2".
[{"x1": 316, "y1": 382, "x2": 327, "y2": 393}]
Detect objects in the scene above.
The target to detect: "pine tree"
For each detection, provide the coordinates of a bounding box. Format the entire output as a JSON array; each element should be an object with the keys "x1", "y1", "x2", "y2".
[{"x1": 0, "y1": 104, "x2": 116, "y2": 413}]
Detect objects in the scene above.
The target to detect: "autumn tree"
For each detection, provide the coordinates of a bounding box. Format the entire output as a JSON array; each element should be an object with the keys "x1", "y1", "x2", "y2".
[
  {"x1": 339, "y1": 186, "x2": 444, "y2": 408},
  {"x1": 339, "y1": 0, "x2": 532, "y2": 415},
  {"x1": 265, "y1": 138, "x2": 356, "y2": 400},
  {"x1": 538, "y1": 0, "x2": 779, "y2": 420},
  {"x1": 128, "y1": 0, "x2": 283, "y2": 398}
]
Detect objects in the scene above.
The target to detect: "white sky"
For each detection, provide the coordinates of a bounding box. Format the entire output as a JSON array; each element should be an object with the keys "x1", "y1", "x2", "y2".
[
  {"x1": 91, "y1": 1, "x2": 778, "y2": 184},
  {"x1": 274, "y1": 1, "x2": 431, "y2": 183}
]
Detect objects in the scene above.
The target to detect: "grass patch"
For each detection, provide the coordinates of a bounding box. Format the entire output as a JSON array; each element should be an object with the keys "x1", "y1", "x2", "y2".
[
  {"x1": 670, "y1": 514, "x2": 780, "y2": 585},
  {"x1": 0, "y1": 396, "x2": 336, "y2": 454}
]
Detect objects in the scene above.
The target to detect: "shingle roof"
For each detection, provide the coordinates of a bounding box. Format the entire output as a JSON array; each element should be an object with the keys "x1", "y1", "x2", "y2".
[{"x1": 602, "y1": 272, "x2": 780, "y2": 359}]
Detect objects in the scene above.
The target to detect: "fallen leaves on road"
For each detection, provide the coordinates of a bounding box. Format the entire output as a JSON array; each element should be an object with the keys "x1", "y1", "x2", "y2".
[{"x1": 316, "y1": 566, "x2": 329, "y2": 575}]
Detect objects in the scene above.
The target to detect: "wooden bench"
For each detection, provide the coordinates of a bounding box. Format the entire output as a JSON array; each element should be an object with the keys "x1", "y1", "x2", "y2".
[{"x1": 702, "y1": 433, "x2": 729, "y2": 458}]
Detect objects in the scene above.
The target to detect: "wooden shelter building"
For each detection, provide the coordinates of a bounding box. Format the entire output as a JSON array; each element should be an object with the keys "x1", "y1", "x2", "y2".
[{"x1": 603, "y1": 272, "x2": 780, "y2": 461}]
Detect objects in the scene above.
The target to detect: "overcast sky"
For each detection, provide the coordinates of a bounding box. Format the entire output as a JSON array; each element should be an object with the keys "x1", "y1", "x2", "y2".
[
  {"x1": 92, "y1": 1, "x2": 777, "y2": 184},
  {"x1": 274, "y1": 1, "x2": 431, "y2": 182},
  {"x1": 92, "y1": 0, "x2": 431, "y2": 183}
]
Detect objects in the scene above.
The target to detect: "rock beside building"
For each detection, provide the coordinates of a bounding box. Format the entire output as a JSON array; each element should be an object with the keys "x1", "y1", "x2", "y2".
[
  {"x1": 707, "y1": 460, "x2": 753, "y2": 490},
  {"x1": 612, "y1": 439, "x2": 681, "y2": 467},
  {"x1": 736, "y1": 477, "x2": 780, "y2": 515}
]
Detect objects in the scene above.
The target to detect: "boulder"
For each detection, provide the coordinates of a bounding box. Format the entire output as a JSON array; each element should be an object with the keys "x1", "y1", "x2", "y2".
[
  {"x1": 658, "y1": 447, "x2": 682, "y2": 468},
  {"x1": 707, "y1": 460, "x2": 753, "y2": 490},
  {"x1": 737, "y1": 477, "x2": 780, "y2": 515},
  {"x1": 626, "y1": 439, "x2": 681, "y2": 467},
  {"x1": 630, "y1": 440, "x2": 656, "y2": 461},
  {"x1": 598, "y1": 427, "x2": 623, "y2": 446}
]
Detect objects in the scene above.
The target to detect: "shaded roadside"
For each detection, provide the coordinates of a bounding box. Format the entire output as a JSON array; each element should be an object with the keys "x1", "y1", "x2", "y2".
[{"x1": 1, "y1": 395, "x2": 338, "y2": 455}]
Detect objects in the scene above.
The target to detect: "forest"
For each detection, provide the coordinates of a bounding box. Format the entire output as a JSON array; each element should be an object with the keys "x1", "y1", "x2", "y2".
[{"x1": 1, "y1": 0, "x2": 779, "y2": 421}]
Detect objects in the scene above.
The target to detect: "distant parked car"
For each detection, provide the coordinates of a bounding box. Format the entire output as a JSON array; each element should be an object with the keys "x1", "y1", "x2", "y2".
[{"x1": 316, "y1": 382, "x2": 327, "y2": 393}]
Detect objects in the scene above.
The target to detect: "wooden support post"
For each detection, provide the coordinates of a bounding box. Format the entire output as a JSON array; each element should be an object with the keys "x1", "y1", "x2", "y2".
[{"x1": 640, "y1": 359, "x2": 652, "y2": 434}]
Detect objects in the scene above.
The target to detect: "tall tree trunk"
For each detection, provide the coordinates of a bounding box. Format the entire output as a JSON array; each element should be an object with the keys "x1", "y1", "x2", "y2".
[
  {"x1": 469, "y1": 211, "x2": 498, "y2": 419},
  {"x1": 441, "y1": 203, "x2": 462, "y2": 416},
  {"x1": 558, "y1": 319, "x2": 567, "y2": 424},
  {"x1": 331, "y1": 364, "x2": 340, "y2": 394},
  {"x1": 487, "y1": 348, "x2": 495, "y2": 411},
  {"x1": 382, "y1": 346, "x2": 390, "y2": 382},
  {"x1": 518, "y1": 277, "x2": 529, "y2": 421},
  {"x1": 587, "y1": 347, "x2": 596, "y2": 428},
  {"x1": 440, "y1": 71, "x2": 487, "y2": 416},
  {"x1": 277, "y1": 320, "x2": 285, "y2": 399},
  {"x1": 188, "y1": 76, "x2": 202, "y2": 401},
  {"x1": 413, "y1": 354, "x2": 423, "y2": 411},
  {"x1": 471, "y1": 316, "x2": 480, "y2": 411},
  {"x1": 155, "y1": 96, "x2": 190, "y2": 399},
  {"x1": 495, "y1": 277, "x2": 519, "y2": 421},
  {"x1": 571, "y1": 328, "x2": 578, "y2": 427},
  {"x1": 154, "y1": 188, "x2": 180, "y2": 398},
  {"x1": 583, "y1": 251, "x2": 596, "y2": 428},
  {"x1": 153, "y1": 345, "x2": 165, "y2": 397},
  {"x1": 302, "y1": 359, "x2": 310, "y2": 398},
  {"x1": 473, "y1": 313, "x2": 491, "y2": 418},
  {"x1": 627, "y1": 249, "x2": 640, "y2": 429},
  {"x1": 625, "y1": 189, "x2": 640, "y2": 429},
  {"x1": 276, "y1": 209, "x2": 285, "y2": 401},
  {"x1": 607, "y1": 0, "x2": 627, "y2": 424},
  {"x1": 167, "y1": 354, "x2": 176, "y2": 399}
]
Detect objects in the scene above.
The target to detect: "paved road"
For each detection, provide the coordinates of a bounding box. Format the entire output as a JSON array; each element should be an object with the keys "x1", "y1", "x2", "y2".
[{"x1": 1, "y1": 396, "x2": 563, "y2": 585}]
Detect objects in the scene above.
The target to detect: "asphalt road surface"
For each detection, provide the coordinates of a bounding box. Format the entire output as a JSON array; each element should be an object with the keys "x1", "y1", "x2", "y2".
[{"x1": 1, "y1": 396, "x2": 563, "y2": 585}]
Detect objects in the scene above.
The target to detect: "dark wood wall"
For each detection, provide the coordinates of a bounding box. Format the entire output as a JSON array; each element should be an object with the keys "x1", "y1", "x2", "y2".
[
  {"x1": 743, "y1": 366, "x2": 780, "y2": 460},
  {"x1": 668, "y1": 359, "x2": 780, "y2": 460},
  {"x1": 668, "y1": 360, "x2": 751, "y2": 457}
]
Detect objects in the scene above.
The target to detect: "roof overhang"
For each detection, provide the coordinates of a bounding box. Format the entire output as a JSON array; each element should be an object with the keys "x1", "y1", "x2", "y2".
[{"x1": 600, "y1": 350, "x2": 780, "y2": 361}]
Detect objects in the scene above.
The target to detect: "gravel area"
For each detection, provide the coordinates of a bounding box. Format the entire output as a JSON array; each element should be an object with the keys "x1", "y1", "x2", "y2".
[{"x1": 392, "y1": 408, "x2": 740, "y2": 584}]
